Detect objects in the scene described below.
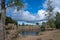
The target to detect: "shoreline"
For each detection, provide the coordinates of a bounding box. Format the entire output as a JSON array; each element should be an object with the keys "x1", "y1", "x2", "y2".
[{"x1": 17, "y1": 30, "x2": 59, "y2": 40}]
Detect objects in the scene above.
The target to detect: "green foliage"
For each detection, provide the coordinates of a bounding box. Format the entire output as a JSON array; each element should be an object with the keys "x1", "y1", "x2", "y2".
[
  {"x1": 51, "y1": 23, "x2": 56, "y2": 28},
  {"x1": 41, "y1": 22, "x2": 46, "y2": 31},
  {"x1": 6, "y1": 0, "x2": 23, "y2": 7},
  {"x1": 8, "y1": 0, "x2": 23, "y2": 11},
  {"x1": 41, "y1": 26, "x2": 45, "y2": 31},
  {"x1": 42, "y1": 22, "x2": 46, "y2": 26},
  {"x1": 5, "y1": 17, "x2": 18, "y2": 25},
  {"x1": 0, "y1": 14, "x2": 18, "y2": 25},
  {"x1": 46, "y1": 0, "x2": 56, "y2": 29},
  {"x1": 55, "y1": 12, "x2": 60, "y2": 29},
  {"x1": 22, "y1": 23, "x2": 25, "y2": 26},
  {"x1": 47, "y1": 20, "x2": 55, "y2": 28},
  {"x1": 36, "y1": 22, "x2": 39, "y2": 25},
  {"x1": 26, "y1": 24, "x2": 28, "y2": 26},
  {"x1": 15, "y1": 1, "x2": 23, "y2": 7}
]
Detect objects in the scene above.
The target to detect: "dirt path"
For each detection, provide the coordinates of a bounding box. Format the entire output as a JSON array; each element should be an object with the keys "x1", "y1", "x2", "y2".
[{"x1": 17, "y1": 30, "x2": 60, "y2": 40}]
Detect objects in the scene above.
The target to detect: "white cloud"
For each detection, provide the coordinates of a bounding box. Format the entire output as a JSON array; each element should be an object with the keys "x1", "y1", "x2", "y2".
[
  {"x1": 12, "y1": 9, "x2": 35, "y2": 21},
  {"x1": 11, "y1": 9, "x2": 47, "y2": 22},
  {"x1": 18, "y1": 21, "x2": 36, "y2": 25},
  {"x1": 52, "y1": 0, "x2": 60, "y2": 8},
  {"x1": 5, "y1": 0, "x2": 60, "y2": 25},
  {"x1": 53, "y1": 7, "x2": 60, "y2": 13},
  {"x1": 43, "y1": 0, "x2": 60, "y2": 19},
  {"x1": 43, "y1": 0, "x2": 60, "y2": 11},
  {"x1": 35, "y1": 10, "x2": 47, "y2": 20}
]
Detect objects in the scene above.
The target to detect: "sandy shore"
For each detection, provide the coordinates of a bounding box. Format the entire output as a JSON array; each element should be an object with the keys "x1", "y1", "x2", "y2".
[{"x1": 16, "y1": 30, "x2": 60, "y2": 40}]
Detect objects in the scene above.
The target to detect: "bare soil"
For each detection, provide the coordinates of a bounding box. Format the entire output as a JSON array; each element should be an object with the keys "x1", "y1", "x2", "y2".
[{"x1": 16, "y1": 29, "x2": 60, "y2": 40}]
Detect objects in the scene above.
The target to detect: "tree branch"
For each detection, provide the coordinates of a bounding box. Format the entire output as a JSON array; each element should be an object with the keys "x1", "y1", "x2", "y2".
[{"x1": 6, "y1": 2, "x2": 15, "y2": 8}]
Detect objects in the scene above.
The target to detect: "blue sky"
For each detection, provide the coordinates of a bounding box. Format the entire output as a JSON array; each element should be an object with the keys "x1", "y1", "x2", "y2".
[
  {"x1": 5, "y1": 0, "x2": 45, "y2": 15},
  {"x1": 5, "y1": 0, "x2": 47, "y2": 25},
  {"x1": 22, "y1": 0, "x2": 45, "y2": 14},
  {"x1": 2, "y1": 0, "x2": 60, "y2": 25}
]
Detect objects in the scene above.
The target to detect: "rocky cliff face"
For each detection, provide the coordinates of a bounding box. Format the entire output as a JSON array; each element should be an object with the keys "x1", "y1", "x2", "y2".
[{"x1": 5, "y1": 23, "x2": 18, "y2": 40}]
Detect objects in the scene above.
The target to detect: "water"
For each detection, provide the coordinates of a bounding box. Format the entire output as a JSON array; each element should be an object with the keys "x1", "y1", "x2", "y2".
[{"x1": 21, "y1": 31, "x2": 39, "y2": 36}]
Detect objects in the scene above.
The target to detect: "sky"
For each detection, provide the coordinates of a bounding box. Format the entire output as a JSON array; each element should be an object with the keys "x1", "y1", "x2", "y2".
[
  {"x1": 22, "y1": 0, "x2": 45, "y2": 14},
  {"x1": 6, "y1": 0, "x2": 47, "y2": 25},
  {"x1": 1, "y1": 0, "x2": 60, "y2": 25}
]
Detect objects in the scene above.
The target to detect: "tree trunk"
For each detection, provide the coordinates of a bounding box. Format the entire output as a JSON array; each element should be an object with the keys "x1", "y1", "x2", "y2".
[{"x1": 0, "y1": 0, "x2": 6, "y2": 40}]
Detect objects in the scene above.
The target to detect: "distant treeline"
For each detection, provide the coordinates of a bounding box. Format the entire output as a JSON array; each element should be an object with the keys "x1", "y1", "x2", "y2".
[{"x1": 0, "y1": 13, "x2": 18, "y2": 25}]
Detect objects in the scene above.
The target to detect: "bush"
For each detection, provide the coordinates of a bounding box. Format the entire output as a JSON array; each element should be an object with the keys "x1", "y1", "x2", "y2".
[{"x1": 41, "y1": 26, "x2": 45, "y2": 31}]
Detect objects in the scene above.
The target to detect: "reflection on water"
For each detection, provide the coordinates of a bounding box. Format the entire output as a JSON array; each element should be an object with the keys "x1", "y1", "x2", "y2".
[{"x1": 21, "y1": 31, "x2": 39, "y2": 36}]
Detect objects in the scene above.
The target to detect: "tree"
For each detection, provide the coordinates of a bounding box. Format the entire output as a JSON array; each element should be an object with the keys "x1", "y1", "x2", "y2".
[
  {"x1": 6, "y1": 17, "x2": 18, "y2": 25},
  {"x1": 36, "y1": 22, "x2": 39, "y2": 25},
  {"x1": 55, "y1": 12, "x2": 60, "y2": 29},
  {"x1": 46, "y1": 0, "x2": 55, "y2": 28},
  {"x1": 41, "y1": 22, "x2": 46, "y2": 31},
  {"x1": 42, "y1": 22, "x2": 46, "y2": 26},
  {"x1": 0, "y1": 0, "x2": 23, "y2": 40},
  {"x1": 26, "y1": 24, "x2": 28, "y2": 26},
  {"x1": 0, "y1": 13, "x2": 18, "y2": 25},
  {"x1": 22, "y1": 23, "x2": 25, "y2": 26}
]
